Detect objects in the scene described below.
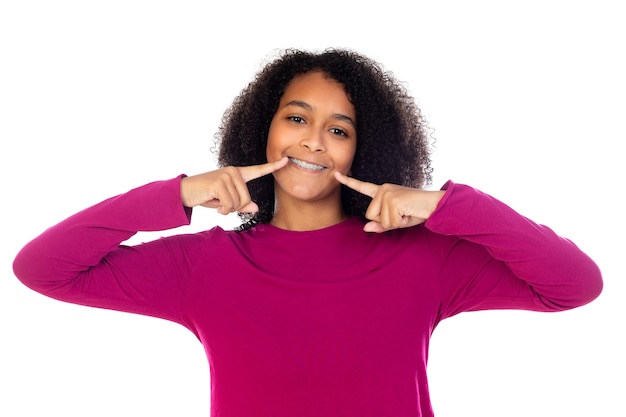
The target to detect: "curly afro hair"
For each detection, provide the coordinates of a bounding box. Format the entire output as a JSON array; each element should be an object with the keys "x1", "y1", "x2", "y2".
[{"x1": 215, "y1": 48, "x2": 433, "y2": 230}]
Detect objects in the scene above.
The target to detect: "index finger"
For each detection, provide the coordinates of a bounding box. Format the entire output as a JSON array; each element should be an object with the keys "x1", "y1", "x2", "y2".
[
  {"x1": 334, "y1": 172, "x2": 380, "y2": 198},
  {"x1": 238, "y1": 157, "x2": 288, "y2": 182}
]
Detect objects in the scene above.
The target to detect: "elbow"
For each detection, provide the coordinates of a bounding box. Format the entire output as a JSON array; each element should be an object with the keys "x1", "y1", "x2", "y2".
[
  {"x1": 558, "y1": 246, "x2": 605, "y2": 310},
  {"x1": 555, "y1": 262, "x2": 604, "y2": 311},
  {"x1": 572, "y1": 255, "x2": 604, "y2": 307},
  {"x1": 533, "y1": 260, "x2": 604, "y2": 312},
  {"x1": 13, "y1": 246, "x2": 37, "y2": 290},
  {"x1": 12, "y1": 244, "x2": 53, "y2": 294},
  {"x1": 580, "y1": 263, "x2": 604, "y2": 306}
]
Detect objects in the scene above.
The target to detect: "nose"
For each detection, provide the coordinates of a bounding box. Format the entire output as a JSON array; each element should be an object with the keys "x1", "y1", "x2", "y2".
[{"x1": 300, "y1": 127, "x2": 325, "y2": 152}]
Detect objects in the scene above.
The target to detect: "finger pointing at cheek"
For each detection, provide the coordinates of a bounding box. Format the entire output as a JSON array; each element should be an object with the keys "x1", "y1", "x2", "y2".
[
  {"x1": 335, "y1": 172, "x2": 385, "y2": 232},
  {"x1": 180, "y1": 157, "x2": 288, "y2": 212},
  {"x1": 334, "y1": 172, "x2": 380, "y2": 198},
  {"x1": 231, "y1": 157, "x2": 288, "y2": 213},
  {"x1": 238, "y1": 157, "x2": 288, "y2": 183}
]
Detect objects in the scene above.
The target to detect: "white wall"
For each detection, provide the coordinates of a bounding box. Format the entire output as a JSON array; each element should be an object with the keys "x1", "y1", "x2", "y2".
[{"x1": 1, "y1": 1, "x2": 623, "y2": 416}]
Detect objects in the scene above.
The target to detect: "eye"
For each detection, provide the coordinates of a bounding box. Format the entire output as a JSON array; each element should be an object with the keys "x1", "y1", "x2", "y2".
[
  {"x1": 330, "y1": 127, "x2": 348, "y2": 137},
  {"x1": 287, "y1": 116, "x2": 306, "y2": 124}
]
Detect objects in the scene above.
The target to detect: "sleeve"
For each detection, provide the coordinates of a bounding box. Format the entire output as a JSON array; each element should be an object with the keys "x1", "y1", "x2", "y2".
[
  {"x1": 424, "y1": 180, "x2": 603, "y2": 318},
  {"x1": 12, "y1": 176, "x2": 195, "y2": 325}
]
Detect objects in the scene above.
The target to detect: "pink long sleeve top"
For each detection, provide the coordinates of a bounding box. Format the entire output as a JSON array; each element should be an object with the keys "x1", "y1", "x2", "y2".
[{"x1": 13, "y1": 178, "x2": 603, "y2": 417}]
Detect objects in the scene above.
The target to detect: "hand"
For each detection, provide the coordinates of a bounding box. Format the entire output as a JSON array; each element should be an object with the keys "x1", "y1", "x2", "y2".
[
  {"x1": 181, "y1": 157, "x2": 288, "y2": 214},
  {"x1": 335, "y1": 172, "x2": 445, "y2": 233}
]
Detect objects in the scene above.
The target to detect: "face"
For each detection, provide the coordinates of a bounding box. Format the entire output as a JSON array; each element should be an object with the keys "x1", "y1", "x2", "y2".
[{"x1": 266, "y1": 71, "x2": 357, "y2": 205}]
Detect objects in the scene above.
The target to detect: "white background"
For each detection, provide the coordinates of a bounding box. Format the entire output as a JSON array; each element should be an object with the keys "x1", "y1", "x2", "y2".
[{"x1": 1, "y1": 1, "x2": 624, "y2": 416}]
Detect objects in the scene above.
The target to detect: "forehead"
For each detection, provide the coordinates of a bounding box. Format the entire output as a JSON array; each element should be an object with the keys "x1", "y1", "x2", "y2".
[{"x1": 280, "y1": 71, "x2": 354, "y2": 114}]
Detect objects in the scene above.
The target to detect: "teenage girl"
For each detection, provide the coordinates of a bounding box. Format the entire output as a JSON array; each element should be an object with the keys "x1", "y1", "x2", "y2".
[{"x1": 13, "y1": 48, "x2": 603, "y2": 416}]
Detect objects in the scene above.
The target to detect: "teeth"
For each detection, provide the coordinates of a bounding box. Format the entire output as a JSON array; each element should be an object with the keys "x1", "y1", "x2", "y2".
[{"x1": 289, "y1": 157, "x2": 326, "y2": 170}]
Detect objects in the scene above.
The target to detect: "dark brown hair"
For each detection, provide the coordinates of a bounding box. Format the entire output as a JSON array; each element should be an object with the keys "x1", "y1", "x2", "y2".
[{"x1": 215, "y1": 48, "x2": 433, "y2": 230}]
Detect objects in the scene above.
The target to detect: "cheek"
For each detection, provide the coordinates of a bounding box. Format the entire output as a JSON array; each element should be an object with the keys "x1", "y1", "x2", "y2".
[
  {"x1": 265, "y1": 123, "x2": 281, "y2": 159},
  {"x1": 342, "y1": 142, "x2": 357, "y2": 169}
]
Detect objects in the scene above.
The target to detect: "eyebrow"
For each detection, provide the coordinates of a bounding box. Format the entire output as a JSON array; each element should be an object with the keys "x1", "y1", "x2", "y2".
[{"x1": 284, "y1": 100, "x2": 356, "y2": 128}]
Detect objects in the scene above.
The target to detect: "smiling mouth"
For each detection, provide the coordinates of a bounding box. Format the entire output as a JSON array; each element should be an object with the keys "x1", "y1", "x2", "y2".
[{"x1": 288, "y1": 157, "x2": 326, "y2": 171}]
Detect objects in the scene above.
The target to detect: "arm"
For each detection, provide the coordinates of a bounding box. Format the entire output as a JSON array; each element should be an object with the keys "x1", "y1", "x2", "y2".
[
  {"x1": 335, "y1": 173, "x2": 602, "y2": 313},
  {"x1": 12, "y1": 159, "x2": 289, "y2": 322},
  {"x1": 425, "y1": 180, "x2": 603, "y2": 313},
  {"x1": 12, "y1": 176, "x2": 195, "y2": 321}
]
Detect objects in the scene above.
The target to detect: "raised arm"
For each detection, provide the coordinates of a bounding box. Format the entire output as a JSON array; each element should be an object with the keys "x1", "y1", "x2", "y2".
[
  {"x1": 427, "y1": 180, "x2": 603, "y2": 312},
  {"x1": 336, "y1": 173, "x2": 603, "y2": 313},
  {"x1": 13, "y1": 160, "x2": 288, "y2": 322}
]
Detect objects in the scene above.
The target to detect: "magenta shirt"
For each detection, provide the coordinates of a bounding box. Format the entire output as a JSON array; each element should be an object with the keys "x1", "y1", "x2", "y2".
[{"x1": 13, "y1": 178, "x2": 602, "y2": 416}]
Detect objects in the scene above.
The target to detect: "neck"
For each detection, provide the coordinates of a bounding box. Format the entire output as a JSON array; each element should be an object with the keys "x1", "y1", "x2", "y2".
[{"x1": 270, "y1": 197, "x2": 348, "y2": 232}]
